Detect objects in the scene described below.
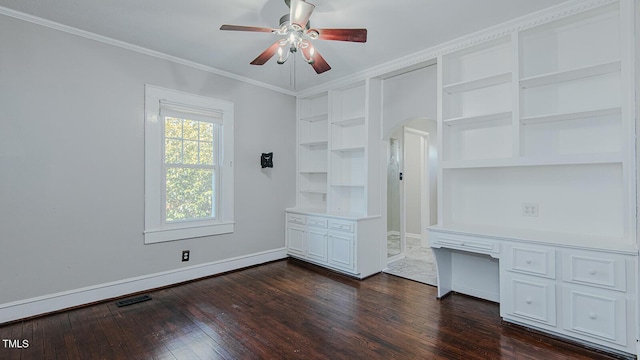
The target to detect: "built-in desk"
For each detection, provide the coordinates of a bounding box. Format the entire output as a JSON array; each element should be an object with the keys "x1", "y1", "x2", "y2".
[
  {"x1": 431, "y1": 230, "x2": 501, "y2": 302},
  {"x1": 429, "y1": 225, "x2": 638, "y2": 357}
]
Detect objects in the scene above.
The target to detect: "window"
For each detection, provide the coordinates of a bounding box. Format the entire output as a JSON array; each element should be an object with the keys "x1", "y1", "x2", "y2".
[{"x1": 144, "y1": 85, "x2": 234, "y2": 244}]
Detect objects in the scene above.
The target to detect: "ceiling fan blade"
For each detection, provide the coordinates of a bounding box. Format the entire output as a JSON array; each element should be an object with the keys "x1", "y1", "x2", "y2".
[
  {"x1": 290, "y1": 0, "x2": 315, "y2": 29},
  {"x1": 313, "y1": 28, "x2": 367, "y2": 43},
  {"x1": 250, "y1": 41, "x2": 282, "y2": 65},
  {"x1": 220, "y1": 25, "x2": 276, "y2": 33},
  {"x1": 301, "y1": 43, "x2": 331, "y2": 74}
]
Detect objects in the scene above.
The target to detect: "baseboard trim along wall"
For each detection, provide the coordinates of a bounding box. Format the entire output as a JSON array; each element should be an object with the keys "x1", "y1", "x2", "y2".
[
  {"x1": 406, "y1": 233, "x2": 421, "y2": 241},
  {"x1": 0, "y1": 248, "x2": 288, "y2": 324}
]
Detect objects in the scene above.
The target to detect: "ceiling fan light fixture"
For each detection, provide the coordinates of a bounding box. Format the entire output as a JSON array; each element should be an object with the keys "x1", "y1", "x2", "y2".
[
  {"x1": 220, "y1": 0, "x2": 365, "y2": 74},
  {"x1": 276, "y1": 46, "x2": 285, "y2": 64}
]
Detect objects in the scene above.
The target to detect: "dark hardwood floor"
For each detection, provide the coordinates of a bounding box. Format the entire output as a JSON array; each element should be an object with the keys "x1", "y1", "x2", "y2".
[{"x1": 0, "y1": 259, "x2": 629, "y2": 359}]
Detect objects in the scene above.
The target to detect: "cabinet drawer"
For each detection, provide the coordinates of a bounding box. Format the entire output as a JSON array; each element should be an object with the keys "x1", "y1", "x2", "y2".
[
  {"x1": 287, "y1": 213, "x2": 306, "y2": 225},
  {"x1": 562, "y1": 286, "x2": 627, "y2": 346},
  {"x1": 563, "y1": 252, "x2": 626, "y2": 292},
  {"x1": 307, "y1": 216, "x2": 328, "y2": 228},
  {"x1": 507, "y1": 245, "x2": 555, "y2": 278},
  {"x1": 328, "y1": 220, "x2": 355, "y2": 233},
  {"x1": 503, "y1": 273, "x2": 556, "y2": 326},
  {"x1": 431, "y1": 233, "x2": 499, "y2": 255}
]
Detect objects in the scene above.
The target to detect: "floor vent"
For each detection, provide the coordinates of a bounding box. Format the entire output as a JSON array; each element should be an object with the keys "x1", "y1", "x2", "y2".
[{"x1": 115, "y1": 294, "x2": 152, "y2": 307}]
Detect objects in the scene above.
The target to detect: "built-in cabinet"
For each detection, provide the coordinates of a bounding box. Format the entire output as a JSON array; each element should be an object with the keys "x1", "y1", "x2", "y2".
[
  {"x1": 287, "y1": 80, "x2": 382, "y2": 278},
  {"x1": 431, "y1": 227, "x2": 637, "y2": 355},
  {"x1": 286, "y1": 0, "x2": 637, "y2": 356},
  {"x1": 432, "y1": 0, "x2": 638, "y2": 356}
]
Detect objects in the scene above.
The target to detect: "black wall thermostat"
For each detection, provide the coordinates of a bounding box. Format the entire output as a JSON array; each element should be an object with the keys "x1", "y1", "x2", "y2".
[{"x1": 261, "y1": 152, "x2": 273, "y2": 168}]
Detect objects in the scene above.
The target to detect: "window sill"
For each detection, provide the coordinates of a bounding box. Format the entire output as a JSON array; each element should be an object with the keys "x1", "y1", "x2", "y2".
[{"x1": 144, "y1": 222, "x2": 234, "y2": 244}]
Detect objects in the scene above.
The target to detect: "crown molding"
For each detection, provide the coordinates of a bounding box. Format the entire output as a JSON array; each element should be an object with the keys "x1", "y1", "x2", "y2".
[
  {"x1": 0, "y1": 6, "x2": 297, "y2": 97},
  {"x1": 296, "y1": 0, "x2": 618, "y2": 97},
  {"x1": 0, "y1": 0, "x2": 619, "y2": 99}
]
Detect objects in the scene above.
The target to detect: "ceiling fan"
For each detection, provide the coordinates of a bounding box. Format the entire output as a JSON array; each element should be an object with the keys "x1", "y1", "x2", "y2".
[{"x1": 220, "y1": 0, "x2": 367, "y2": 74}]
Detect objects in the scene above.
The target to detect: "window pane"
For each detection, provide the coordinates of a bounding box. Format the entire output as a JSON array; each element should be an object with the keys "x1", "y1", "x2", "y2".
[
  {"x1": 200, "y1": 141, "x2": 214, "y2": 165},
  {"x1": 165, "y1": 167, "x2": 214, "y2": 222},
  {"x1": 200, "y1": 122, "x2": 214, "y2": 142},
  {"x1": 165, "y1": 139, "x2": 182, "y2": 164},
  {"x1": 165, "y1": 117, "x2": 182, "y2": 138},
  {"x1": 183, "y1": 140, "x2": 198, "y2": 165},
  {"x1": 183, "y1": 120, "x2": 199, "y2": 140}
]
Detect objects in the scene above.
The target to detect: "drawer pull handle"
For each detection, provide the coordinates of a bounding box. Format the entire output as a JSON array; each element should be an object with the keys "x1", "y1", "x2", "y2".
[
  {"x1": 525, "y1": 297, "x2": 532, "y2": 304},
  {"x1": 588, "y1": 269, "x2": 597, "y2": 275},
  {"x1": 525, "y1": 259, "x2": 532, "y2": 265},
  {"x1": 588, "y1": 312, "x2": 598, "y2": 320}
]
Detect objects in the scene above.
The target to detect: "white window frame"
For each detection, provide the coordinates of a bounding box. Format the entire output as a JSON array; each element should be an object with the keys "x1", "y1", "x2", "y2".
[{"x1": 144, "y1": 85, "x2": 234, "y2": 244}]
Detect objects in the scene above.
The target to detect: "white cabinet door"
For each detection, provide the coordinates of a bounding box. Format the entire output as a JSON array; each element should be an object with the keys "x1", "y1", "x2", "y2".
[
  {"x1": 287, "y1": 225, "x2": 306, "y2": 257},
  {"x1": 562, "y1": 285, "x2": 627, "y2": 347},
  {"x1": 307, "y1": 228, "x2": 328, "y2": 263},
  {"x1": 502, "y1": 272, "x2": 557, "y2": 327},
  {"x1": 328, "y1": 232, "x2": 355, "y2": 271}
]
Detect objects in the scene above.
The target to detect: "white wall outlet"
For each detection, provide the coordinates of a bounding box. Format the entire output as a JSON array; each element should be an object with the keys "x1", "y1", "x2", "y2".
[{"x1": 522, "y1": 202, "x2": 539, "y2": 217}]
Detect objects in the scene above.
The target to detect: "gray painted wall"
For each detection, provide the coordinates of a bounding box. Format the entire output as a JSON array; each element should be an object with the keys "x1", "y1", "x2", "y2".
[{"x1": 0, "y1": 15, "x2": 296, "y2": 304}]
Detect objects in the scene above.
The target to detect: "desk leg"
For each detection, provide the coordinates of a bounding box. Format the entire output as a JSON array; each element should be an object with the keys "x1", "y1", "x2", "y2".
[{"x1": 432, "y1": 247, "x2": 453, "y2": 299}]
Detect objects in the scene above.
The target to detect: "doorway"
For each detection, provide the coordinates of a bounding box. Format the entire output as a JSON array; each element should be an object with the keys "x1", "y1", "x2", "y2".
[{"x1": 384, "y1": 121, "x2": 438, "y2": 286}]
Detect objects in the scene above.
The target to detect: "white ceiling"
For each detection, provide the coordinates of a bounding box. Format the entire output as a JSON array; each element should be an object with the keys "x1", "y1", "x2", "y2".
[{"x1": 0, "y1": 0, "x2": 566, "y2": 93}]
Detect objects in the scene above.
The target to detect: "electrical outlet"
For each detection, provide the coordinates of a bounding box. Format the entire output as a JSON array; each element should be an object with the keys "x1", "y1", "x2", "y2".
[
  {"x1": 182, "y1": 250, "x2": 190, "y2": 262},
  {"x1": 522, "y1": 202, "x2": 539, "y2": 217}
]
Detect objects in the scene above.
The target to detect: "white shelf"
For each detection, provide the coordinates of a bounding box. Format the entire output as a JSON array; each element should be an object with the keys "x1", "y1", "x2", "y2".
[
  {"x1": 332, "y1": 116, "x2": 365, "y2": 127},
  {"x1": 331, "y1": 146, "x2": 365, "y2": 153},
  {"x1": 299, "y1": 170, "x2": 328, "y2": 174},
  {"x1": 443, "y1": 72, "x2": 511, "y2": 94},
  {"x1": 442, "y1": 152, "x2": 623, "y2": 169},
  {"x1": 330, "y1": 183, "x2": 365, "y2": 187},
  {"x1": 520, "y1": 61, "x2": 621, "y2": 89},
  {"x1": 300, "y1": 189, "x2": 327, "y2": 195},
  {"x1": 444, "y1": 111, "x2": 512, "y2": 127},
  {"x1": 520, "y1": 107, "x2": 621, "y2": 125},
  {"x1": 300, "y1": 113, "x2": 329, "y2": 122},
  {"x1": 300, "y1": 140, "x2": 328, "y2": 147}
]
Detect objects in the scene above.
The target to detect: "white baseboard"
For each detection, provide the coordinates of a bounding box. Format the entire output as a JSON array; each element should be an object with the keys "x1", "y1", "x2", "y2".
[
  {"x1": 0, "y1": 248, "x2": 287, "y2": 324},
  {"x1": 387, "y1": 231, "x2": 400, "y2": 237}
]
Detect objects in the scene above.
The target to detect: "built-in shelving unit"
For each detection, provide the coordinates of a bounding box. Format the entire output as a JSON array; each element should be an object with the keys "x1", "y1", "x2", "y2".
[
  {"x1": 433, "y1": 1, "x2": 637, "y2": 356},
  {"x1": 441, "y1": 36, "x2": 513, "y2": 163},
  {"x1": 287, "y1": 79, "x2": 382, "y2": 278},
  {"x1": 328, "y1": 82, "x2": 367, "y2": 216},
  {"x1": 437, "y1": 2, "x2": 632, "y2": 242},
  {"x1": 296, "y1": 92, "x2": 329, "y2": 212}
]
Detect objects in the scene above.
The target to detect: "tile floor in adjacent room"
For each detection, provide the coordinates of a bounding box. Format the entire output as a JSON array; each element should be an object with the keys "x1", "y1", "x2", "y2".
[{"x1": 385, "y1": 235, "x2": 438, "y2": 286}]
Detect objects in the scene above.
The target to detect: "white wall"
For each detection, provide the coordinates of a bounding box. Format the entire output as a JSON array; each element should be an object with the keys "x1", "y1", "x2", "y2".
[
  {"x1": 382, "y1": 65, "x2": 437, "y2": 138},
  {"x1": 404, "y1": 131, "x2": 422, "y2": 235},
  {"x1": 0, "y1": 15, "x2": 296, "y2": 305},
  {"x1": 634, "y1": 1, "x2": 640, "y2": 344}
]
